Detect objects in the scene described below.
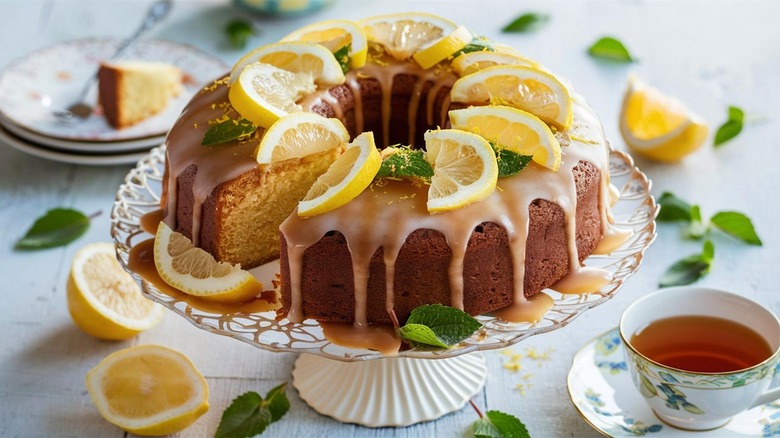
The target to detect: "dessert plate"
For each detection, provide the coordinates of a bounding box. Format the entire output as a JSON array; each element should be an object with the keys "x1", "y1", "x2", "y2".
[
  {"x1": 111, "y1": 145, "x2": 658, "y2": 361},
  {"x1": 567, "y1": 328, "x2": 780, "y2": 437},
  {"x1": 0, "y1": 38, "x2": 227, "y2": 143}
]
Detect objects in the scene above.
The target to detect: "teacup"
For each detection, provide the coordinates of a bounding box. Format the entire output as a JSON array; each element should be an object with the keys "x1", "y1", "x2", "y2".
[{"x1": 619, "y1": 286, "x2": 780, "y2": 431}]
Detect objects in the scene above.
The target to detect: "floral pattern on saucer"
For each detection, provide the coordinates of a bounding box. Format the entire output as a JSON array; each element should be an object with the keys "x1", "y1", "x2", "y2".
[{"x1": 568, "y1": 328, "x2": 780, "y2": 437}]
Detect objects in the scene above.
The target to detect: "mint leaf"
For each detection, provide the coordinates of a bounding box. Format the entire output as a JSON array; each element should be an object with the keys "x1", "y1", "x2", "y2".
[
  {"x1": 225, "y1": 19, "x2": 256, "y2": 50},
  {"x1": 714, "y1": 106, "x2": 745, "y2": 147},
  {"x1": 473, "y1": 410, "x2": 530, "y2": 438},
  {"x1": 397, "y1": 323, "x2": 449, "y2": 348},
  {"x1": 399, "y1": 304, "x2": 482, "y2": 347},
  {"x1": 711, "y1": 211, "x2": 762, "y2": 245},
  {"x1": 491, "y1": 143, "x2": 532, "y2": 177},
  {"x1": 587, "y1": 36, "x2": 635, "y2": 62},
  {"x1": 502, "y1": 13, "x2": 549, "y2": 33},
  {"x1": 202, "y1": 118, "x2": 256, "y2": 146},
  {"x1": 659, "y1": 240, "x2": 715, "y2": 288},
  {"x1": 685, "y1": 205, "x2": 707, "y2": 239},
  {"x1": 215, "y1": 383, "x2": 289, "y2": 438},
  {"x1": 657, "y1": 192, "x2": 692, "y2": 222},
  {"x1": 15, "y1": 208, "x2": 93, "y2": 250},
  {"x1": 452, "y1": 37, "x2": 495, "y2": 58},
  {"x1": 334, "y1": 44, "x2": 351, "y2": 74},
  {"x1": 375, "y1": 147, "x2": 434, "y2": 180}
]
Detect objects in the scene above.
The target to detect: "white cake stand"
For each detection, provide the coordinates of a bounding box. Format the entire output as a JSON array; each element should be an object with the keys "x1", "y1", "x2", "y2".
[{"x1": 111, "y1": 145, "x2": 656, "y2": 427}]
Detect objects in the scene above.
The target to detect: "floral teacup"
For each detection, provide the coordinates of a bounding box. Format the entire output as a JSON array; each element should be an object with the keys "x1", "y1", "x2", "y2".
[{"x1": 619, "y1": 287, "x2": 780, "y2": 431}]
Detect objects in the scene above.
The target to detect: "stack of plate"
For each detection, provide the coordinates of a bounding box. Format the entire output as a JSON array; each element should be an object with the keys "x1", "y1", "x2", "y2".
[{"x1": 0, "y1": 38, "x2": 228, "y2": 166}]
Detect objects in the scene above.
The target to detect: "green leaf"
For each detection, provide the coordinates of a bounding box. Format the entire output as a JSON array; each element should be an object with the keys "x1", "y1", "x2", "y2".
[
  {"x1": 502, "y1": 13, "x2": 549, "y2": 33},
  {"x1": 587, "y1": 36, "x2": 635, "y2": 62},
  {"x1": 334, "y1": 44, "x2": 351, "y2": 74},
  {"x1": 397, "y1": 323, "x2": 449, "y2": 348},
  {"x1": 225, "y1": 19, "x2": 256, "y2": 50},
  {"x1": 728, "y1": 106, "x2": 745, "y2": 122},
  {"x1": 202, "y1": 118, "x2": 256, "y2": 146},
  {"x1": 711, "y1": 211, "x2": 762, "y2": 245},
  {"x1": 714, "y1": 105, "x2": 745, "y2": 147},
  {"x1": 15, "y1": 208, "x2": 92, "y2": 250},
  {"x1": 402, "y1": 304, "x2": 482, "y2": 346},
  {"x1": 491, "y1": 143, "x2": 533, "y2": 177},
  {"x1": 659, "y1": 240, "x2": 714, "y2": 288},
  {"x1": 701, "y1": 239, "x2": 715, "y2": 263},
  {"x1": 452, "y1": 37, "x2": 495, "y2": 58},
  {"x1": 473, "y1": 411, "x2": 531, "y2": 438},
  {"x1": 375, "y1": 147, "x2": 434, "y2": 180},
  {"x1": 265, "y1": 382, "x2": 290, "y2": 422},
  {"x1": 657, "y1": 192, "x2": 692, "y2": 222},
  {"x1": 685, "y1": 205, "x2": 707, "y2": 239},
  {"x1": 215, "y1": 384, "x2": 290, "y2": 438}
]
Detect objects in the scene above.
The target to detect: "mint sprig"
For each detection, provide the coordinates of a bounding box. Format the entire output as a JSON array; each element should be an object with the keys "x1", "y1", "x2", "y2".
[
  {"x1": 375, "y1": 147, "x2": 434, "y2": 181},
  {"x1": 587, "y1": 36, "x2": 635, "y2": 62},
  {"x1": 491, "y1": 143, "x2": 533, "y2": 177},
  {"x1": 334, "y1": 44, "x2": 351, "y2": 74},
  {"x1": 215, "y1": 383, "x2": 290, "y2": 438},
  {"x1": 15, "y1": 208, "x2": 97, "y2": 250},
  {"x1": 398, "y1": 304, "x2": 482, "y2": 348},
  {"x1": 658, "y1": 192, "x2": 762, "y2": 245},
  {"x1": 502, "y1": 13, "x2": 549, "y2": 33},
  {"x1": 714, "y1": 106, "x2": 744, "y2": 147},
  {"x1": 225, "y1": 19, "x2": 256, "y2": 50},
  {"x1": 660, "y1": 240, "x2": 714, "y2": 288},
  {"x1": 473, "y1": 410, "x2": 531, "y2": 438},
  {"x1": 202, "y1": 118, "x2": 256, "y2": 146}
]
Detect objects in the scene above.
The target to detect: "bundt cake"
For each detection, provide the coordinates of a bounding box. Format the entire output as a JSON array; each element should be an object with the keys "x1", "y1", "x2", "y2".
[{"x1": 160, "y1": 13, "x2": 620, "y2": 326}]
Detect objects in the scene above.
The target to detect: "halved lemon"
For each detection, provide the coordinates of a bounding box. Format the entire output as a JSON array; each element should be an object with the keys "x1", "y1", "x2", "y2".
[
  {"x1": 298, "y1": 131, "x2": 382, "y2": 217},
  {"x1": 360, "y1": 12, "x2": 465, "y2": 66},
  {"x1": 449, "y1": 105, "x2": 562, "y2": 171},
  {"x1": 424, "y1": 129, "x2": 498, "y2": 213},
  {"x1": 228, "y1": 41, "x2": 345, "y2": 86},
  {"x1": 620, "y1": 75, "x2": 708, "y2": 162},
  {"x1": 86, "y1": 345, "x2": 209, "y2": 436},
  {"x1": 281, "y1": 19, "x2": 368, "y2": 68},
  {"x1": 228, "y1": 62, "x2": 316, "y2": 129},
  {"x1": 255, "y1": 112, "x2": 349, "y2": 165},
  {"x1": 153, "y1": 222, "x2": 262, "y2": 302},
  {"x1": 67, "y1": 242, "x2": 163, "y2": 340},
  {"x1": 451, "y1": 51, "x2": 539, "y2": 76},
  {"x1": 450, "y1": 65, "x2": 573, "y2": 130}
]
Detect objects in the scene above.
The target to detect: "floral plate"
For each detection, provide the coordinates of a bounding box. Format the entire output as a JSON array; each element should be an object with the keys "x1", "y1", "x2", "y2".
[{"x1": 567, "y1": 328, "x2": 780, "y2": 437}]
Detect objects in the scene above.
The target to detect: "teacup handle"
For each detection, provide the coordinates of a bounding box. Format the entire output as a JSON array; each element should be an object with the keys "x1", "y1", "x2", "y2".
[{"x1": 750, "y1": 379, "x2": 780, "y2": 409}]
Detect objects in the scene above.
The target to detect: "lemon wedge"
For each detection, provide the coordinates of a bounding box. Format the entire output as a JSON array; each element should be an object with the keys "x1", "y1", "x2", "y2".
[
  {"x1": 86, "y1": 345, "x2": 209, "y2": 436},
  {"x1": 298, "y1": 131, "x2": 382, "y2": 217},
  {"x1": 449, "y1": 105, "x2": 561, "y2": 171},
  {"x1": 229, "y1": 41, "x2": 345, "y2": 86},
  {"x1": 67, "y1": 242, "x2": 163, "y2": 340},
  {"x1": 424, "y1": 129, "x2": 498, "y2": 213},
  {"x1": 620, "y1": 75, "x2": 708, "y2": 162},
  {"x1": 451, "y1": 51, "x2": 539, "y2": 76},
  {"x1": 153, "y1": 222, "x2": 262, "y2": 302},
  {"x1": 450, "y1": 65, "x2": 573, "y2": 130},
  {"x1": 255, "y1": 112, "x2": 349, "y2": 165},
  {"x1": 281, "y1": 19, "x2": 368, "y2": 68},
  {"x1": 360, "y1": 12, "x2": 466, "y2": 66}
]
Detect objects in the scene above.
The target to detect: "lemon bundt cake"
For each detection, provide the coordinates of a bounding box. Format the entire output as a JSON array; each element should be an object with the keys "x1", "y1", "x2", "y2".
[{"x1": 160, "y1": 14, "x2": 620, "y2": 325}]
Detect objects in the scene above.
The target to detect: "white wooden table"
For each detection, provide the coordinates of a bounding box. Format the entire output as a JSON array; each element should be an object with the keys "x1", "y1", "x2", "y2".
[{"x1": 1, "y1": 1, "x2": 778, "y2": 436}]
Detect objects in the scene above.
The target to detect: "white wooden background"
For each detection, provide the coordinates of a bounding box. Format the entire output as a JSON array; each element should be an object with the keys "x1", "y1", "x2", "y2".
[{"x1": 1, "y1": 0, "x2": 779, "y2": 436}]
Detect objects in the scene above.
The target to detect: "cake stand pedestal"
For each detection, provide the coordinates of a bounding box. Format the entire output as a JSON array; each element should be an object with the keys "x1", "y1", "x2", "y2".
[{"x1": 292, "y1": 352, "x2": 487, "y2": 427}]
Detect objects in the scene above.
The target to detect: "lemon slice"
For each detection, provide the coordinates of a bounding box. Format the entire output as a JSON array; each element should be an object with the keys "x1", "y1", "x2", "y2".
[
  {"x1": 255, "y1": 112, "x2": 349, "y2": 165},
  {"x1": 67, "y1": 242, "x2": 163, "y2": 340},
  {"x1": 451, "y1": 51, "x2": 539, "y2": 76},
  {"x1": 450, "y1": 65, "x2": 573, "y2": 130},
  {"x1": 281, "y1": 19, "x2": 368, "y2": 68},
  {"x1": 154, "y1": 222, "x2": 262, "y2": 302},
  {"x1": 229, "y1": 41, "x2": 345, "y2": 86},
  {"x1": 228, "y1": 62, "x2": 316, "y2": 129},
  {"x1": 298, "y1": 131, "x2": 382, "y2": 217},
  {"x1": 86, "y1": 345, "x2": 209, "y2": 436},
  {"x1": 424, "y1": 129, "x2": 498, "y2": 213},
  {"x1": 449, "y1": 105, "x2": 562, "y2": 171},
  {"x1": 360, "y1": 13, "x2": 463, "y2": 64},
  {"x1": 413, "y1": 25, "x2": 472, "y2": 69},
  {"x1": 620, "y1": 75, "x2": 708, "y2": 162}
]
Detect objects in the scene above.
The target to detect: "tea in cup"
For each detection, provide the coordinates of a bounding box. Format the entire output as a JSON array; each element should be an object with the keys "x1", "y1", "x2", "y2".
[{"x1": 619, "y1": 287, "x2": 780, "y2": 430}]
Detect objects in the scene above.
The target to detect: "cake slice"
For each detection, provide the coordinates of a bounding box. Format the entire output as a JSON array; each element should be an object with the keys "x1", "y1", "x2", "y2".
[{"x1": 98, "y1": 61, "x2": 183, "y2": 129}]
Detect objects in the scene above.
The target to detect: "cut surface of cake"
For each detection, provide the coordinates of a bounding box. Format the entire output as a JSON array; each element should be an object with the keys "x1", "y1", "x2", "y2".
[
  {"x1": 160, "y1": 13, "x2": 622, "y2": 326},
  {"x1": 99, "y1": 61, "x2": 183, "y2": 129}
]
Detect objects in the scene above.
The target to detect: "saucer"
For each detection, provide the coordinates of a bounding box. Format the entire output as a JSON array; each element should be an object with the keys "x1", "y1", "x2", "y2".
[
  {"x1": 0, "y1": 38, "x2": 226, "y2": 142},
  {"x1": 567, "y1": 328, "x2": 780, "y2": 437}
]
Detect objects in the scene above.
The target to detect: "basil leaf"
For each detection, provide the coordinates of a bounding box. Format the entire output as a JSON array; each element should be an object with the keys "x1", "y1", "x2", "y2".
[
  {"x1": 225, "y1": 19, "x2": 255, "y2": 50},
  {"x1": 15, "y1": 208, "x2": 92, "y2": 250},
  {"x1": 376, "y1": 147, "x2": 434, "y2": 180},
  {"x1": 397, "y1": 323, "x2": 450, "y2": 349},
  {"x1": 403, "y1": 304, "x2": 482, "y2": 346},
  {"x1": 202, "y1": 118, "x2": 256, "y2": 146},
  {"x1": 502, "y1": 13, "x2": 549, "y2": 33},
  {"x1": 657, "y1": 192, "x2": 692, "y2": 222},
  {"x1": 334, "y1": 44, "x2": 351, "y2": 74},
  {"x1": 492, "y1": 143, "x2": 533, "y2": 177},
  {"x1": 215, "y1": 384, "x2": 290, "y2": 438},
  {"x1": 710, "y1": 211, "x2": 762, "y2": 245},
  {"x1": 659, "y1": 240, "x2": 714, "y2": 288},
  {"x1": 587, "y1": 36, "x2": 635, "y2": 62}
]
